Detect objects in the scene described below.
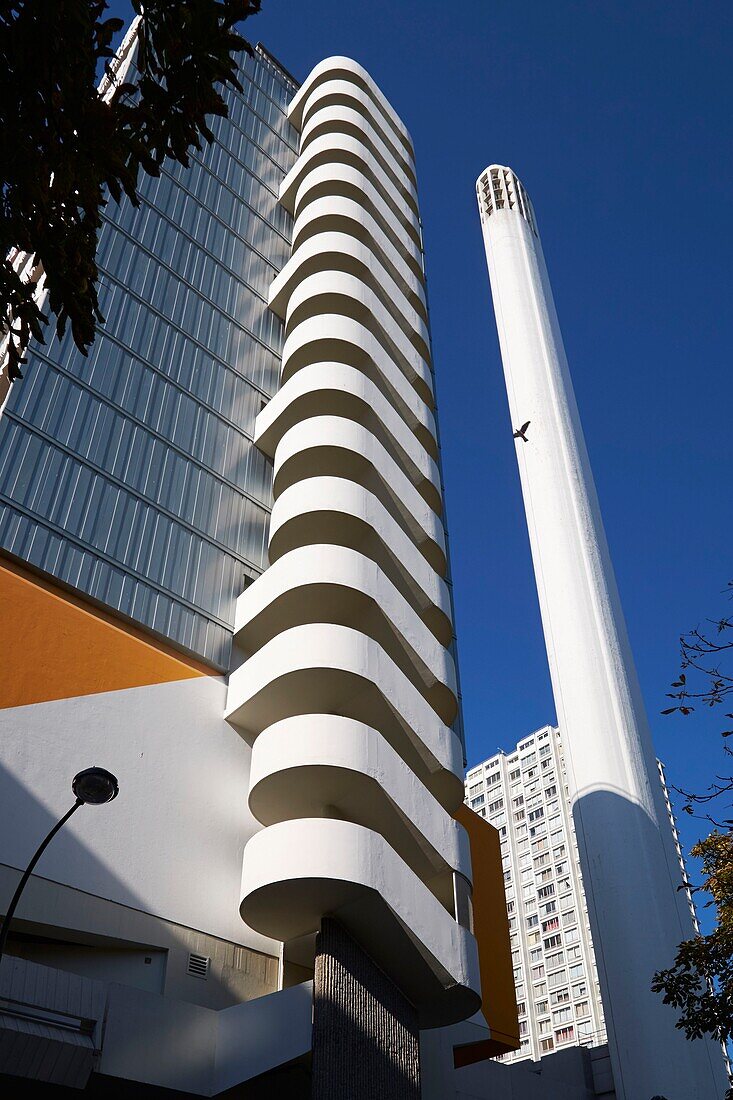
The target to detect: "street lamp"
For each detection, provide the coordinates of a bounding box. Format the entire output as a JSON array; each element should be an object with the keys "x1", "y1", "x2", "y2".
[{"x1": 0, "y1": 767, "x2": 119, "y2": 963}]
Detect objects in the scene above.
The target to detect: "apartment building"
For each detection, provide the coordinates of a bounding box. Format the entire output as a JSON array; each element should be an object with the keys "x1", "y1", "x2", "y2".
[{"x1": 466, "y1": 726, "x2": 606, "y2": 1063}]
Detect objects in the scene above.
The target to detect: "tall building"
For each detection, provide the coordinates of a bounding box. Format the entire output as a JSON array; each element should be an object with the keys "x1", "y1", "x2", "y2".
[
  {"x1": 0, "y1": 28, "x2": 521, "y2": 1100},
  {"x1": 476, "y1": 164, "x2": 728, "y2": 1099},
  {"x1": 465, "y1": 726, "x2": 607, "y2": 1066}
]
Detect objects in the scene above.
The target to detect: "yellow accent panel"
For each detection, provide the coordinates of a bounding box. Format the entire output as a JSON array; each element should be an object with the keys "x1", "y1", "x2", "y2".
[
  {"x1": 0, "y1": 558, "x2": 216, "y2": 709},
  {"x1": 454, "y1": 803, "x2": 520, "y2": 1064}
]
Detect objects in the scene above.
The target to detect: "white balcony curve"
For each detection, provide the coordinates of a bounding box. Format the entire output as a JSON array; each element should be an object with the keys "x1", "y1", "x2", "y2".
[
  {"x1": 298, "y1": 79, "x2": 417, "y2": 182},
  {"x1": 232, "y1": 544, "x2": 457, "y2": 718},
  {"x1": 240, "y1": 818, "x2": 480, "y2": 1028},
  {"x1": 267, "y1": 477, "x2": 453, "y2": 643},
  {"x1": 291, "y1": 163, "x2": 424, "y2": 277},
  {"x1": 254, "y1": 363, "x2": 440, "y2": 506},
  {"x1": 280, "y1": 315, "x2": 437, "y2": 454},
  {"x1": 279, "y1": 134, "x2": 421, "y2": 246},
  {"x1": 272, "y1": 416, "x2": 445, "y2": 568},
  {"x1": 284, "y1": 272, "x2": 433, "y2": 402},
  {"x1": 227, "y1": 55, "x2": 479, "y2": 1026},
  {"x1": 299, "y1": 105, "x2": 419, "y2": 213},
  {"x1": 270, "y1": 231, "x2": 430, "y2": 352},
  {"x1": 288, "y1": 57, "x2": 415, "y2": 157},
  {"x1": 248, "y1": 715, "x2": 469, "y2": 885},
  {"x1": 226, "y1": 623, "x2": 463, "y2": 802},
  {"x1": 290, "y1": 196, "x2": 427, "y2": 315}
]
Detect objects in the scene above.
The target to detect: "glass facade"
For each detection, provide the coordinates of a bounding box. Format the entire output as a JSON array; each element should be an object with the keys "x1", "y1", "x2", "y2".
[{"x1": 0, "y1": 45, "x2": 297, "y2": 668}]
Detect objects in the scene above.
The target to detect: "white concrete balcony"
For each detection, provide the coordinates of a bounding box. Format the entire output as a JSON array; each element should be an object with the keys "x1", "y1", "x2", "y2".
[
  {"x1": 271, "y1": 416, "x2": 445, "y2": 566},
  {"x1": 254, "y1": 362, "x2": 440, "y2": 506},
  {"x1": 232, "y1": 544, "x2": 457, "y2": 720},
  {"x1": 225, "y1": 55, "x2": 478, "y2": 1027},
  {"x1": 270, "y1": 230, "x2": 430, "y2": 349},
  {"x1": 291, "y1": 162, "x2": 425, "y2": 276},
  {"x1": 290, "y1": 196, "x2": 427, "y2": 314},
  {"x1": 248, "y1": 715, "x2": 469, "y2": 895},
  {"x1": 279, "y1": 134, "x2": 422, "y2": 246},
  {"x1": 288, "y1": 57, "x2": 415, "y2": 161},
  {"x1": 299, "y1": 104, "x2": 420, "y2": 214},
  {"x1": 240, "y1": 817, "x2": 480, "y2": 1028},
  {"x1": 297, "y1": 78, "x2": 418, "y2": 182},
  {"x1": 279, "y1": 266, "x2": 429, "y2": 369},
  {"x1": 266, "y1": 477, "x2": 453, "y2": 643},
  {"x1": 281, "y1": 314, "x2": 437, "y2": 452}
]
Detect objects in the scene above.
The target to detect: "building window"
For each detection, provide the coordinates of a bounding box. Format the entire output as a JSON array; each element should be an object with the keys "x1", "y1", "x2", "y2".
[
  {"x1": 555, "y1": 1026, "x2": 575, "y2": 1044},
  {"x1": 552, "y1": 1006, "x2": 573, "y2": 1025},
  {"x1": 544, "y1": 934, "x2": 562, "y2": 950},
  {"x1": 540, "y1": 1037, "x2": 555, "y2": 1053},
  {"x1": 551, "y1": 988, "x2": 570, "y2": 1005},
  {"x1": 569, "y1": 964, "x2": 585, "y2": 980}
]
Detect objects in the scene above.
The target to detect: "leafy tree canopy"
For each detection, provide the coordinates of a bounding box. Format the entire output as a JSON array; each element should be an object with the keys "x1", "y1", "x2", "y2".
[{"x1": 0, "y1": 0, "x2": 261, "y2": 382}]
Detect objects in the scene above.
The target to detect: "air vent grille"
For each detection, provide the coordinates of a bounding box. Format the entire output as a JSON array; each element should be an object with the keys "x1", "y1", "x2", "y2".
[{"x1": 187, "y1": 952, "x2": 210, "y2": 979}]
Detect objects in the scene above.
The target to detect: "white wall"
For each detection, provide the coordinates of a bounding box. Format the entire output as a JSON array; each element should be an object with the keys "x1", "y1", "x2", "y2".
[{"x1": 0, "y1": 675, "x2": 277, "y2": 955}]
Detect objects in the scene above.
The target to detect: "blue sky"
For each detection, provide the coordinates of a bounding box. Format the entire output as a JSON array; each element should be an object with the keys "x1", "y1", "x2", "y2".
[{"x1": 109, "y1": 2, "x2": 732, "y2": 881}]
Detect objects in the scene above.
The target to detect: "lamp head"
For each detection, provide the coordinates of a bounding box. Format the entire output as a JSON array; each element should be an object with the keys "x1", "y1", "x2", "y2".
[{"x1": 72, "y1": 767, "x2": 119, "y2": 806}]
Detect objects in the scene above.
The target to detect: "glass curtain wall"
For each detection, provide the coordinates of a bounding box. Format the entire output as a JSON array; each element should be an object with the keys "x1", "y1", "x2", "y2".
[{"x1": 0, "y1": 46, "x2": 297, "y2": 668}]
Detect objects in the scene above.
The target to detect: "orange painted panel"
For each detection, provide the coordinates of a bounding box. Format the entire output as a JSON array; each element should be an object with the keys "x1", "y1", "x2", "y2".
[
  {"x1": 0, "y1": 557, "x2": 216, "y2": 709},
  {"x1": 454, "y1": 802, "x2": 520, "y2": 1065}
]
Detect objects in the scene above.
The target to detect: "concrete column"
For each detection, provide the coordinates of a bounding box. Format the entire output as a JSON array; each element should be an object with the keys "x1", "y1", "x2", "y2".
[
  {"x1": 476, "y1": 164, "x2": 727, "y2": 1100},
  {"x1": 312, "y1": 918, "x2": 421, "y2": 1100}
]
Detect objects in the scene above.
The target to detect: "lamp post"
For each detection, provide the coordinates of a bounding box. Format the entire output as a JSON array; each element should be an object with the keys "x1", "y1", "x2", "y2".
[{"x1": 0, "y1": 767, "x2": 119, "y2": 963}]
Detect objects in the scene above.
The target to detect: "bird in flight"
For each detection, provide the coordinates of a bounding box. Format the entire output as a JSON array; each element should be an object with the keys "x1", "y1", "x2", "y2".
[{"x1": 513, "y1": 420, "x2": 531, "y2": 443}]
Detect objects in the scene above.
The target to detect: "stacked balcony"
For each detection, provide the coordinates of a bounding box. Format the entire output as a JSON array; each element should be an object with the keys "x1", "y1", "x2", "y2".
[{"x1": 225, "y1": 57, "x2": 480, "y2": 1027}]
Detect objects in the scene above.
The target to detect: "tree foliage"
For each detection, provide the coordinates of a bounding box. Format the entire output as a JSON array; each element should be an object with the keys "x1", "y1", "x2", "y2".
[
  {"x1": 0, "y1": 0, "x2": 261, "y2": 382},
  {"x1": 653, "y1": 589, "x2": 733, "y2": 1089}
]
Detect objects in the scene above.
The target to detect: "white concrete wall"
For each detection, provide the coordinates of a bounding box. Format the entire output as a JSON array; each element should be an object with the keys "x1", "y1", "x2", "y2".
[{"x1": 0, "y1": 675, "x2": 277, "y2": 955}]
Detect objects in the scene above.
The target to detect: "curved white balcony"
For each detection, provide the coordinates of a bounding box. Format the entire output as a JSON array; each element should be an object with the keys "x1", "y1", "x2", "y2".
[
  {"x1": 226, "y1": 55, "x2": 479, "y2": 1028},
  {"x1": 299, "y1": 104, "x2": 419, "y2": 214},
  {"x1": 290, "y1": 196, "x2": 427, "y2": 316},
  {"x1": 288, "y1": 57, "x2": 415, "y2": 161},
  {"x1": 281, "y1": 315, "x2": 437, "y2": 454},
  {"x1": 254, "y1": 363, "x2": 440, "y2": 508},
  {"x1": 248, "y1": 716, "x2": 469, "y2": 894},
  {"x1": 267, "y1": 477, "x2": 453, "y2": 643},
  {"x1": 284, "y1": 273, "x2": 433, "y2": 405},
  {"x1": 272, "y1": 416, "x2": 445, "y2": 569},
  {"x1": 226, "y1": 622, "x2": 463, "y2": 803},
  {"x1": 270, "y1": 232, "x2": 430, "y2": 354},
  {"x1": 240, "y1": 818, "x2": 480, "y2": 1027},
  {"x1": 298, "y1": 78, "x2": 417, "y2": 183},
  {"x1": 233, "y1": 544, "x2": 457, "y2": 720},
  {"x1": 279, "y1": 134, "x2": 421, "y2": 247},
  {"x1": 291, "y1": 163, "x2": 424, "y2": 277}
]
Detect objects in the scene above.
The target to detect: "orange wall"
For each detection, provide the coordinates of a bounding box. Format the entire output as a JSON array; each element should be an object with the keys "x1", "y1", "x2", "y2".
[
  {"x1": 0, "y1": 555, "x2": 215, "y2": 710},
  {"x1": 454, "y1": 803, "x2": 520, "y2": 1064}
]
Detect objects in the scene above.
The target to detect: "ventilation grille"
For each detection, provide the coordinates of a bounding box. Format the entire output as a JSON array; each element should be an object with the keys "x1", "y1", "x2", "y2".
[
  {"x1": 476, "y1": 165, "x2": 537, "y2": 236},
  {"x1": 187, "y1": 952, "x2": 210, "y2": 979}
]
